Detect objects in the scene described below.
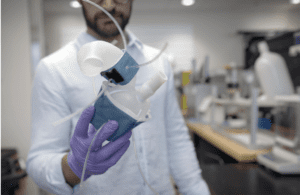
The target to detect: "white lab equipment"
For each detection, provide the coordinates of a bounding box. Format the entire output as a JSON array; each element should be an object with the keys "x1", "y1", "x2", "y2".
[
  {"x1": 289, "y1": 30, "x2": 300, "y2": 57},
  {"x1": 77, "y1": 41, "x2": 124, "y2": 77},
  {"x1": 226, "y1": 62, "x2": 238, "y2": 87},
  {"x1": 204, "y1": 55, "x2": 210, "y2": 82},
  {"x1": 254, "y1": 41, "x2": 295, "y2": 104},
  {"x1": 195, "y1": 84, "x2": 211, "y2": 123},
  {"x1": 77, "y1": 40, "x2": 167, "y2": 121},
  {"x1": 289, "y1": 44, "x2": 300, "y2": 57},
  {"x1": 194, "y1": 55, "x2": 210, "y2": 84},
  {"x1": 204, "y1": 62, "x2": 248, "y2": 129},
  {"x1": 224, "y1": 62, "x2": 246, "y2": 127},
  {"x1": 77, "y1": 40, "x2": 166, "y2": 190},
  {"x1": 212, "y1": 87, "x2": 275, "y2": 150},
  {"x1": 205, "y1": 40, "x2": 298, "y2": 150},
  {"x1": 257, "y1": 95, "x2": 300, "y2": 174},
  {"x1": 196, "y1": 85, "x2": 225, "y2": 125}
]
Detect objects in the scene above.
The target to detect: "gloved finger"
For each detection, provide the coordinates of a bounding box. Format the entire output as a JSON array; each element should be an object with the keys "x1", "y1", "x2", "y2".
[
  {"x1": 88, "y1": 124, "x2": 96, "y2": 137},
  {"x1": 90, "y1": 120, "x2": 119, "y2": 150},
  {"x1": 87, "y1": 141, "x2": 130, "y2": 175},
  {"x1": 94, "y1": 130, "x2": 132, "y2": 162},
  {"x1": 74, "y1": 106, "x2": 95, "y2": 138},
  {"x1": 106, "y1": 140, "x2": 130, "y2": 166}
]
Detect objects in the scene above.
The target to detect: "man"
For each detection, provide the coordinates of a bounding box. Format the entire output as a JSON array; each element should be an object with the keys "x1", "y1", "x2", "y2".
[{"x1": 26, "y1": 0, "x2": 211, "y2": 194}]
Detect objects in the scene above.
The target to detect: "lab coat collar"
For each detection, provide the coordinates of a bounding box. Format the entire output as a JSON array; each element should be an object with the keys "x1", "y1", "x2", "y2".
[{"x1": 126, "y1": 29, "x2": 144, "y2": 50}]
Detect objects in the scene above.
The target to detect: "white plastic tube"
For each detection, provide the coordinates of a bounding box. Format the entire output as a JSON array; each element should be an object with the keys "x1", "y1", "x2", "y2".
[
  {"x1": 80, "y1": 123, "x2": 106, "y2": 188},
  {"x1": 137, "y1": 70, "x2": 168, "y2": 102},
  {"x1": 77, "y1": 41, "x2": 124, "y2": 77},
  {"x1": 137, "y1": 43, "x2": 168, "y2": 67}
]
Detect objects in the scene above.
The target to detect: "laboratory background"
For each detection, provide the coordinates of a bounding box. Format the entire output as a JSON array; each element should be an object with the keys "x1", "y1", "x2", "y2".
[{"x1": 2, "y1": 0, "x2": 300, "y2": 194}]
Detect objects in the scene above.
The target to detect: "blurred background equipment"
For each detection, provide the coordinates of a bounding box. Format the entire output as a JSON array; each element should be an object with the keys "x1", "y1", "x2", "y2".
[
  {"x1": 2, "y1": 149, "x2": 28, "y2": 195},
  {"x1": 257, "y1": 95, "x2": 300, "y2": 174},
  {"x1": 186, "y1": 30, "x2": 300, "y2": 151}
]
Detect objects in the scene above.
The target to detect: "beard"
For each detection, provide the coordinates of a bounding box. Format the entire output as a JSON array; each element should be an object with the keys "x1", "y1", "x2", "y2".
[{"x1": 82, "y1": 6, "x2": 131, "y2": 38}]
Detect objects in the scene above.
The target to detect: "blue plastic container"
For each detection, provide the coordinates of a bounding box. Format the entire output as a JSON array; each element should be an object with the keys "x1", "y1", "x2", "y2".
[{"x1": 258, "y1": 118, "x2": 272, "y2": 130}]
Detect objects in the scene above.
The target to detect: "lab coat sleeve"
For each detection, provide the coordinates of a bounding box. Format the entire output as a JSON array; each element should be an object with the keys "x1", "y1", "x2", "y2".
[
  {"x1": 164, "y1": 62, "x2": 211, "y2": 195},
  {"x1": 26, "y1": 61, "x2": 74, "y2": 195}
]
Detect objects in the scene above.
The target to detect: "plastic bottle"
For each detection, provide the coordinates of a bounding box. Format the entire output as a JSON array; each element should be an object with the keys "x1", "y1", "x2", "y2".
[{"x1": 254, "y1": 41, "x2": 294, "y2": 101}]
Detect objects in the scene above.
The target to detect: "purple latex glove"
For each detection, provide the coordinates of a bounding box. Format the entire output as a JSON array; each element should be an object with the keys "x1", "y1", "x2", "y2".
[{"x1": 67, "y1": 106, "x2": 132, "y2": 181}]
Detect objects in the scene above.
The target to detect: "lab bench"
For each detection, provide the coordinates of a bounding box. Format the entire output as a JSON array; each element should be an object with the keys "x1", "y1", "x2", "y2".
[
  {"x1": 187, "y1": 122, "x2": 270, "y2": 163},
  {"x1": 187, "y1": 122, "x2": 300, "y2": 195}
]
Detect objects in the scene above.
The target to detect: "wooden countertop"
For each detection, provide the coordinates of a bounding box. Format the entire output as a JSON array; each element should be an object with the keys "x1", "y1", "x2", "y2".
[{"x1": 186, "y1": 122, "x2": 271, "y2": 162}]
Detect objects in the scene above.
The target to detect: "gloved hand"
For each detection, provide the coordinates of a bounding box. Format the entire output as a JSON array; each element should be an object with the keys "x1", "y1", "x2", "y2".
[{"x1": 68, "y1": 106, "x2": 132, "y2": 181}]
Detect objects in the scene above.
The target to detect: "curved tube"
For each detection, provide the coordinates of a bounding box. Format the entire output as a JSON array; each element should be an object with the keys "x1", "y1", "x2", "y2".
[
  {"x1": 80, "y1": 122, "x2": 107, "y2": 188},
  {"x1": 127, "y1": 42, "x2": 169, "y2": 69},
  {"x1": 82, "y1": 0, "x2": 127, "y2": 50}
]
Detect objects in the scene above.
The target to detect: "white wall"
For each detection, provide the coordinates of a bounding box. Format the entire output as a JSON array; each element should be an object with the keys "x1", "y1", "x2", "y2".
[
  {"x1": 129, "y1": 10, "x2": 300, "y2": 74},
  {"x1": 44, "y1": 13, "x2": 86, "y2": 55},
  {"x1": 2, "y1": 0, "x2": 39, "y2": 194},
  {"x1": 44, "y1": 8, "x2": 300, "y2": 75},
  {"x1": 153, "y1": 12, "x2": 242, "y2": 74},
  {"x1": 128, "y1": 22, "x2": 195, "y2": 72}
]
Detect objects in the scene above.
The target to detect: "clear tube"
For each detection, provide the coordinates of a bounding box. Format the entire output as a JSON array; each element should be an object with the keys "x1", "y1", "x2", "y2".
[
  {"x1": 77, "y1": 128, "x2": 159, "y2": 194},
  {"x1": 126, "y1": 42, "x2": 168, "y2": 69},
  {"x1": 80, "y1": 122, "x2": 107, "y2": 188},
  {"x1": 82, "y1": 0, "x2": 127, "y2": 50}
]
